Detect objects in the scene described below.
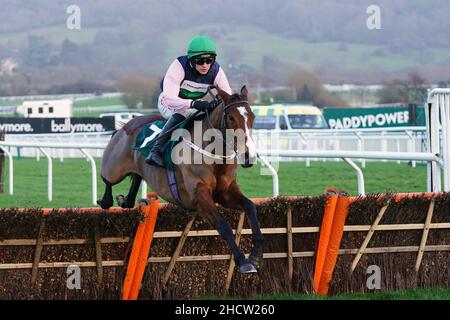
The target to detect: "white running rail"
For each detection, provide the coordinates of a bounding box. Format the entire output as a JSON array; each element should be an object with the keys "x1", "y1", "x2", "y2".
[{"x1": 1, "y1": 89, "x2": 449, "y2": 203}]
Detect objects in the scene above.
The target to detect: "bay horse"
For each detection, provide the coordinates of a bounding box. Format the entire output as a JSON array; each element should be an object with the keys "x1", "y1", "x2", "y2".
[{"x1": 97, "y1": 86, "x2": 263, "y2": 273}]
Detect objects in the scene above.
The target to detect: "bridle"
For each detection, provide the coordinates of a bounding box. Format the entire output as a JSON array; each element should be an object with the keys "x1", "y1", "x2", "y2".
[
  {"x1": 183, "y1": 88, "x2": 251, "y2": 162},
  {"x1": 220, "y1": 99, "x2": 250, "y2": 132},
  {"x1": 204, "y1": 85, "x2": 250, "y2": 131}
]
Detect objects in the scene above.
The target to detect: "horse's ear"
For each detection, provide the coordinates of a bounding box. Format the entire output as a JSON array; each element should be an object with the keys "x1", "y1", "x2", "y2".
[
  {"x1": 215, "y1": 86, "x2": 232, "y2": 104},
  {"x1": 240, "y1": 85, "x2": 249, "y2": 100}
]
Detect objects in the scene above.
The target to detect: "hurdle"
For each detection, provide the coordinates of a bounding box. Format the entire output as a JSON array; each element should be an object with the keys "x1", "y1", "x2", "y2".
[{"x1": 122, "y1": 192, "x2": 159, "y2": 300}]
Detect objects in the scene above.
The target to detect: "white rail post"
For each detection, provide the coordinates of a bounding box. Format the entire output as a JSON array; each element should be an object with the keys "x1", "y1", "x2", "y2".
[
  {"x1": 440, "y1": 94, "x2": 450, "y2": 190},
  {"x1": 381, "y1": 131, "x2": 387, "y2": 162},
  {"x1": 38, "y1": 147, "x2": 52, "y2": 202},
  {"x1": 80, "y1": 148, "x2": 98, "y2": 206},
  {"x1": 333, "y1": 132, "x2": 340, "y2": 162},
  {"x1": 298, "y1": 132, "x2": 310, "y2": 167},
  {"x1": 446, "y1": 94, "x2": 450, "y2": 191},
  {"x1": 426, "y1": 92, "x2": 442, "y2": 192},
  {"x1": 0, "y1": 145, "x2": 13, "y2": 195},
  {"x1": 274, "y1": 130, "x2": 280, "y2": 163},
  {"x1": 257, "y1": 155, "x2": 279, "y2": 197},
  {"x1": 141, "y1": 180, "x2": 148, "y2": 199},
  {"x1": 58, "y1": 136, "x2": 64, "y2": 163},
  {"x1": 355, "y1": 131, "x2": 366, "y2": 168},
  {"x1": 342, "y1": 157, "x2": 365, "y2": 195},
  {"x1": 405, "y1": 130, "x2": 416, "y2": 168}
]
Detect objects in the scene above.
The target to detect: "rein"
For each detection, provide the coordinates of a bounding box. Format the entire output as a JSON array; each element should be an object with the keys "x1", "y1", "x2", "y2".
[
  {"x1": 182, "y1": 98, "x2": 250, "y2": 162},
  {"x1": 199, "y1": 97, "x2": 250, "y2": 161},
  {"x1": 221, "y1": 99, "x2": 249, "y2": 132},
  {"x1": 154, "y1": 85, "x2": 250, "y2": 162}
]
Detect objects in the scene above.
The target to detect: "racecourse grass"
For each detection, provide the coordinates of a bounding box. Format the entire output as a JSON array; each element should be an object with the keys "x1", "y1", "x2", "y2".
[
  {"x1": 0, "y1": 158, "x2": 445, "y2": 300},
  {"x1": 0, "y1": 158, "x2": 427, "y2": 208},
  {"x1": 199, "y1": 287, "x2": 450, "y2": 300},
  {"x1": 72, "y1": 96, "x2": 123, "y2": 108}
]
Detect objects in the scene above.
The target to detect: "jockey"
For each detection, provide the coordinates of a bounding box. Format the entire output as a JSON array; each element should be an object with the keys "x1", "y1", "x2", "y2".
[{"x1": 145, "y1": 35, "x2": 232, "y2": 167}]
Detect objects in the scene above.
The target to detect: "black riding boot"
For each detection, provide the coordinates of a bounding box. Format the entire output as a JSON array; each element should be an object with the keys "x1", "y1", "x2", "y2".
[{"x1": 145, "y1": 113, "x2": 185, "y2": 167}]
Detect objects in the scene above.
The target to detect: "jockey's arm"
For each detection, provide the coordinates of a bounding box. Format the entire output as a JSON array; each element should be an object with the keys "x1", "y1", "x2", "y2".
[
  {"x1": 160, "y1": 60, "x2": 233, "y2": 112},
  {"x1": 160, "y1": 59, "x2": 193, "y2": 112},
  {"x1": 214, "y1": 67, "x2": 232, "y2": 96}
]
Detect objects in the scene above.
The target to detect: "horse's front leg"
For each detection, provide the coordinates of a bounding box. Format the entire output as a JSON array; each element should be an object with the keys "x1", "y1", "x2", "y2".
[
  {"x1": 194, "y1": 184, "x2": 257, "y2": 273},
  {"x1": 217, "y1": 183, "x2": 263, "y2": 269}
]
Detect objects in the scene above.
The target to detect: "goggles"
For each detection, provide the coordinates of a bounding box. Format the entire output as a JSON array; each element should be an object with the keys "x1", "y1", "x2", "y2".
[{"x1": 191, "y1": 56, "x2": 215, "y2": 65}]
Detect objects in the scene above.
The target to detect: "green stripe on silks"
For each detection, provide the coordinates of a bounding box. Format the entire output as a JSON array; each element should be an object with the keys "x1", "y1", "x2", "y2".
[
  {"x1": 179, "y1": 88, "x2": 208, "y2": 100},
  {"x1": 133, "y1": 120, "x2": 186, "y2": 171}
]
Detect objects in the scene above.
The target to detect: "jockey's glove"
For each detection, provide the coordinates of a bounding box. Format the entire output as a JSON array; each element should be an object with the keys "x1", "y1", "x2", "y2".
[{"x1": 191, "y1": 99, "x2": 217, "y2": 112}]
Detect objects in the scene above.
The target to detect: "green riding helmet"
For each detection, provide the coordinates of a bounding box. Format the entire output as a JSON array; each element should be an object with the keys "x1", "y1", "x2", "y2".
[{"x1": 187, "y1": 35, "x2": 217, "y2": 58}]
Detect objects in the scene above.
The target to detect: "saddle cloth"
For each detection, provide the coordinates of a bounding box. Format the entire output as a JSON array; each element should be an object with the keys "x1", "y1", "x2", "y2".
[{"x1": 133, "y1": 119, "x2": 181, "y2": 170}]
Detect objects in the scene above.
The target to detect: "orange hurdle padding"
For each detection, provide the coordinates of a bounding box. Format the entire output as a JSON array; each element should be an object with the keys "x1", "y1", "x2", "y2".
[
  {"x1": 317, "y1": 195, "x2": 350, "y2": 296},
  {"x1": 122, "y1": 192, "x2": 159, "y2": 300},
  {"x1": 122, "y1": 211, "x2": 147, "y2": 300},
  {"x1": 313, "y1": 193, "x2": 338, "y2": 293},
  {"x1": 348, "y1": 192, "x2": 439, "y2": 204}
]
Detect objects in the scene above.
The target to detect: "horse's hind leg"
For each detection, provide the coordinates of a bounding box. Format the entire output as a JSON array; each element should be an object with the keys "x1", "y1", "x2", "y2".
[
  {"x1": 97, "y1": 176, "x2": 114, "y2": 209},
  {"x1": 116, "y1": 174, "x2": 143, "y2": 208}
]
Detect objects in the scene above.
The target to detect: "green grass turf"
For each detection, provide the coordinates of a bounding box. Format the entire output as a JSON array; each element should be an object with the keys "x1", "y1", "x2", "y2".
[
  {"x1": 72, "y1": 96, "x2": 123, "y2": 108},
  {"x1": 0, "y1": 158, "x2": 427, "y2": 208},
  {"x1": 0, "y1": 158, "x2": 445, "y2": 300},
  {"x1": 199, "y1": 287, "x2": 450, "y2": 300},
  {"x1": 0, "y1": 96, "x2": 122, "y2": 109},
  {"x1": 166, "y1": 24, "x2": 450, "y2": 71},
  {"x1": 0, "y1": 99, "x2": 24, "y2": 107},
  {"x1": 72, "y1": 96, "x2": 125, "y2": 117},
  {"x1": 0, "y1": 25, "x2": 117, "y2": 46}
]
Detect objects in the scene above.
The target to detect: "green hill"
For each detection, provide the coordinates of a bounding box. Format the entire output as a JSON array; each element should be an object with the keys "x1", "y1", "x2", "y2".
[
  {"x1": 166, "y1": 24, "x2": 450, "y2": 71},
  {"x1": 1, "y1": 0, "x2": 449, "y2": 91}
]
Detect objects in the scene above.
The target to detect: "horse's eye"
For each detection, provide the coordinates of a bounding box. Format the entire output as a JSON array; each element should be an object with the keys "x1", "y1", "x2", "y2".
[{"x1": 229, "y1": 116, "x2": 235, "y2": 122}]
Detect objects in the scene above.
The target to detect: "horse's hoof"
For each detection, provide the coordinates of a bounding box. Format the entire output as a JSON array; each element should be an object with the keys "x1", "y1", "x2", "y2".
[
  {"x1": 249, "y1": 255, "x2": 264, "y2": 269},
  {"x1": 137, "y1": 199, "x2": 149, "y2": 206},
  {"x1": 116, "y1": 195, "x2": 135, "y2": 208},
  {"x1": 97, "y1": 199, "x2": 112, "y2": 210},
  {"x1": 116, "y1": 194, "x2": 126, "y2": 207},
  {"x1": 239, "y1": 262, "x2": 257, "y2": 274}
]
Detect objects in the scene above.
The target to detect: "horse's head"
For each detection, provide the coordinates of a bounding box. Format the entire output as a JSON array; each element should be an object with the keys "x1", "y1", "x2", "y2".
[{"x1": 216, "y1": 85, "x2": 257, "y2": 168}]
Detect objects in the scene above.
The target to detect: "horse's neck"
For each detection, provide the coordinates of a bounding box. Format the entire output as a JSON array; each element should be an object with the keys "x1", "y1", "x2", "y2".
[
  {"x1": 189, "y1": 102, "x2": 237, "y2": 169},
  {"x1": 205, "y1": 102, "x2": 225, "y2": 129},
  {"x1": 198, "y1": 102, "x2": 226, "y2": 149}
]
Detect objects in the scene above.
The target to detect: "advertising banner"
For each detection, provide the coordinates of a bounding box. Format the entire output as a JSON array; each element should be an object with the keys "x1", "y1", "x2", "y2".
[
  {"x1": 323, "y1": 104, "x2": 425, "y2": 129},
  {"x1": 0, "y1": 117, "x2": 115, "y2": 134}
]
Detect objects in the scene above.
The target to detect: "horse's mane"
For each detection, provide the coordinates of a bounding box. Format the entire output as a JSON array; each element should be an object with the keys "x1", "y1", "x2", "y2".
[{"x1": 229, "y1": 93, "x2": 242, "y2": 100}]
